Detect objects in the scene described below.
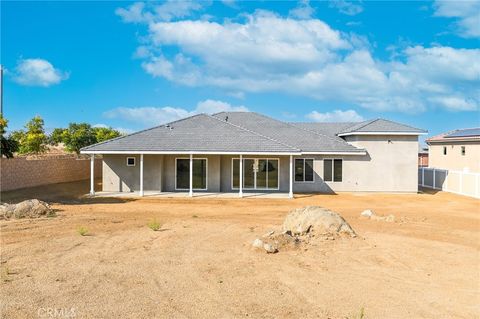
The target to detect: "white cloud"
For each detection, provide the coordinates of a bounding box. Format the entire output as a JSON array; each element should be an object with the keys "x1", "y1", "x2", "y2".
[
  {"x1": 12, "y1": 59, "x2": 69, "y2": 87},
  {"x1": 103, "y1": 99, "x2": 249, "y2": 126},
  {"x1": 118, "y1": 6, "x2": 479, "y2": 113},
  {"x1": 433, "y1": 0, "x2": 480, "y2": 38},
  {"x1": 93, "y1": 124, "x2": 135, "y2": 135},
  {"x1": 289, "y1": 0, "x2": 315, "y2": 20},
  {"x1": 221, "y1": 0, "x2": 238, "y2": 8},
  {"x1": 307, "y1": 109, "x2": 364, "y2": 122},
  {"x1": 329, "y1": 0, "x2": 363, "y2": 16},
  {"x1": 115, "y1": 1, "x2": 204, "y2": 23},
  {"x1": 428, "y1": 96, "x2": 478, "y2": 111},
  {"x1": 195, "y1": 99, "x2": 248, "y2": 113}
]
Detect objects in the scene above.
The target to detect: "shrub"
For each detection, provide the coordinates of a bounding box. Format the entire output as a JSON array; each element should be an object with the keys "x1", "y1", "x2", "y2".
[
  {"x1": 0, "y1": 115, "x2": 19, "y2": 158},
  {"x1": 78, "y1": 226, "x2": 88, "y2": 236},
  {"x1": 15, "y1": 116, "x2": 48, "y2": 154},
  {"x1": 147, "y1": 219, "x2": 161, "y2": 231},
  {"x1": 62, "y1": 123, "x2": 97, "y2": 154}
]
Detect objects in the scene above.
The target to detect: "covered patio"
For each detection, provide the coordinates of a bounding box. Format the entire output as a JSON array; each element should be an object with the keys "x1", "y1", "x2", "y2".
[{"x1": 87, "y1": 153, "x2": 296, "y2": 199}]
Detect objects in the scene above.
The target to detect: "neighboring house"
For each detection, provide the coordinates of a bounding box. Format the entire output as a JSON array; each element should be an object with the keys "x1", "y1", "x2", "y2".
[
  {"x1": 426, "y1": 128, "x2": 480, "y2": 173},
  {"x1": 418, "y1": 144, "x2": 429, "y2": 167},
  {"x1": 80, "y1": 112, "x2": 426, "y2": 197}
]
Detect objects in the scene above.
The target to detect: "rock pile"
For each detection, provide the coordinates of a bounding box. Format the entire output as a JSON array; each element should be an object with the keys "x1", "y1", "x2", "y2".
[
  {"x1": 0, "y1": 199, "x2": 55, "y2": 219},
  {"x1": 252, "y1": 206, "x2": 356, "y2": 253},
  {"x1": 360, "y1": 209, "x2": 395, "y2": 222}
]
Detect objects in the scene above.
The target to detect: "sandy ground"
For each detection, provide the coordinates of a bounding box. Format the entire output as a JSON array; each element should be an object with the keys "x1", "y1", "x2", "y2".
[{"x1": 1, "y1": 180, "x2": 479, "y2": 319}]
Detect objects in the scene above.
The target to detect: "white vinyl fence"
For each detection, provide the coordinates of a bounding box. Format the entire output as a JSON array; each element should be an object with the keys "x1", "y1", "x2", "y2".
[{"x1": 418, "y1": 167, "x2": 480, "y2": 199}]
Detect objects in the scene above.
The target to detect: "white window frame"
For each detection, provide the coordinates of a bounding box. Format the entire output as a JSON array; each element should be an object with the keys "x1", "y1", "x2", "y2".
[
  {"x1": 126, "y1": 157, "x2": 136, "y2": 167},
  {"x1": 175, "y1": 157, "x2": 208, "y2": 191},
  {"x1": 294, "y1": 158, "x2": 315, "y2": 183},
  {"x1": 323, "y1": 158, "x2": 343, "y2": 183},
  {"x1": 231, "y1": 158, "x2": 280, "y2": 190}
]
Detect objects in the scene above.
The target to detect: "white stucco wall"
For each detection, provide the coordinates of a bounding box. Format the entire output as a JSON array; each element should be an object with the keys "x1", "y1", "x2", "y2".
[{"x1": 101, "y1": 135, "x2": 419, "y2": 193}]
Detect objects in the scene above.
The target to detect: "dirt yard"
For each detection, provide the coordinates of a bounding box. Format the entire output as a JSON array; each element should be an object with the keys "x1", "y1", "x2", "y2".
[{"x1": 1, "y1": 181, "x2": 479, "y2": 318}]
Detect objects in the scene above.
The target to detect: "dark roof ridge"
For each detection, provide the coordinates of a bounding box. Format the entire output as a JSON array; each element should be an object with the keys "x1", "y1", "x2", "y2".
[
  {"x1": 237, "y1": 111, "x2": 361, "y2": 148},
  {"x1": 340, "y1": 119, "x2": 377, "y2": 133},
  {"x1": 207, "y1": 113, "x2": 300, "y2": 151}
]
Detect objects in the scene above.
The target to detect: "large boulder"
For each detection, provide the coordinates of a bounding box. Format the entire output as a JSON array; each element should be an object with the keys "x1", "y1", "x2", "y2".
[
  {"x1": 0, "y1": 199, "x2": 54, "y2": 219},
  {"x1": 283, "y1": 206, "x2": 356, "y2": 237}
]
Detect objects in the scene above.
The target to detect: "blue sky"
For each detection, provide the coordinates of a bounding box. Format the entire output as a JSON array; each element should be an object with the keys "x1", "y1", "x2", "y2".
[{"x1": 2, "y1": 1, "x2": 479, "y2": 142}]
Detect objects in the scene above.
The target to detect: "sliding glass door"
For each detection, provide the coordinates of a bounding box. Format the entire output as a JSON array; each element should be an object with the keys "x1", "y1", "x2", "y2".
[{"x1": 232, "y1": 158, "x2": 279, "y2": 190}]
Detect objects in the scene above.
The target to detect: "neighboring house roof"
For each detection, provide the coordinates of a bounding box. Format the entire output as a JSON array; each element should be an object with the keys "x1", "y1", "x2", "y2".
[
  {"x1": 426, "y1": 127, "x2": 480, "y2": 144},
  {"x1": 445, "y1": 128, "x2": 480, "y2": 138},
  {"x1": 81, "y1": 112, "x2": 425, "y2": 154},
  {"x1": 418, "y1": 144, "x2": 429, "y2": 154},
  {"x1": 213, "y1": 112, "x2": 364, "y2": 153}
]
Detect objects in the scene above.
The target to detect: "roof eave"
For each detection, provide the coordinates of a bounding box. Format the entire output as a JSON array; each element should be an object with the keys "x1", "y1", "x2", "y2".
[
  {"x1": 337, "y1": 131, "x2": 427, "y2": 137},
  {"x1": 80, "y1": 150, "x2": 367, "y2": 156},
  {"x1": 80, "y1": 150, "x2": 303, "y2": 155}
]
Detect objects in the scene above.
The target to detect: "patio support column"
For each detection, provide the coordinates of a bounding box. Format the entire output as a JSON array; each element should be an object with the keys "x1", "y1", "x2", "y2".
[
  {"x1": 189, "y1": 154, "x2": 193, "y2": 197},
  {"x1": 239, "y1": 154, "x2": 243, "y2": 198},
  {"x1": 139, "y1": 154, "x2": 144, "y2": 197},
  {"x1": 289, "y1": 155, "x2": 293, "y2": 198},
  {"x1": 90, "y1": 154, "x2": 95, "y2": 196}
]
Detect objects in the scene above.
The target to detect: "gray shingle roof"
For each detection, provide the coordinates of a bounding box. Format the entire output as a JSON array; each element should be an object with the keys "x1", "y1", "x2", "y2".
[
  {"x1": 290, "y1": 122, "x2": 357, "y2": 136},
  {"x1": 292, "y1": 118, "x2": 426, "y2": 136},
  {"x1": 81, "y1": 112, "x2": 425, "y2": 154},
  {"x1": 81, "y1": 114, "x2": 299, "y2": 153},
  {"x1": 213, "y1": 112, "x2": 364, "y2": 153},
  {"x1": 337, "y1": 118, "x2": 426, "y2": 134}
]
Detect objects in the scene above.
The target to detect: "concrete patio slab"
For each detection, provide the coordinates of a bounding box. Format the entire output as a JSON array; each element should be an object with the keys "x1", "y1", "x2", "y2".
[{"x1": 90, "y1": 191, "x2": 291, "y2": 199}]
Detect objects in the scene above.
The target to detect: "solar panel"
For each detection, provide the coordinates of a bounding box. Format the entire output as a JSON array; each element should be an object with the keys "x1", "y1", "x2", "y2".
[{"x1": 445, "y1": 128, "x2": 480, "y2": 138}]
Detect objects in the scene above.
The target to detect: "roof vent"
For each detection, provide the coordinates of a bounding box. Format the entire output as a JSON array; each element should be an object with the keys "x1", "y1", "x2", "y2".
[
  {"x1": 225, "y1": 116, "x2": 229, "y2": 122},
  {"x1": 166, "y1": 124, "x2": 173, "y2": 130}
]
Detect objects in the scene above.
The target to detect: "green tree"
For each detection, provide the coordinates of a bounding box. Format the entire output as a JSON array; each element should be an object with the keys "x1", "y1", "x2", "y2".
[
  {"x1": 93, "y1": 126, "x2": 121, "y2": 143},
  {"x1": 0, "y1": 115, "x2": 19, "y2": 158},
  {"x1": 49, "y1": 128, "x2": 67, "y2": 145},
  {"x1": 16, "y1": 116, "x2": 48, "y2": 154},
  {"x1": 62, "y1": 123, "x2": 97, "y2": 154}
]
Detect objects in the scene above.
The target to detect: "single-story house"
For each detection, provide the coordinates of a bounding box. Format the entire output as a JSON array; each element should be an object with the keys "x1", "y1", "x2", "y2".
[
  {"x1": 80, "y1": 112, "x2": 426, "y2": 197},
  {"x1": 426, "y1": 128, "x2": 480, "y2": 173}
]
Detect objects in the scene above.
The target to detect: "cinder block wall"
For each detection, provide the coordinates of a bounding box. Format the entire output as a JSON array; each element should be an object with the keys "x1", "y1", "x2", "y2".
[{"x1": 0, "y1": 155, "x2": 102, "y2": 192}]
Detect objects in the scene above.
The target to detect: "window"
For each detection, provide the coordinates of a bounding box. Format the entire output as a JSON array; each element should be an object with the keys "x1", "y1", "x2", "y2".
[
  {"x1": 443, "y1": 146, "x2": 447, "y2": 155},
  {"x1": 461, "y1": 146, "x2": 466, "y2": 156},
  {"x1": 175, "y1": 158, "x2": 207, "y2": 190},
  {"x1": 295, "y1": 158, "x2": 314, "y2": 182},
  {"x1": 323, "y1": 159, "x2": 342, "y2": 182},
  {"x1": 126, "y1": 157, "x2": 135, "y2": 166}
]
